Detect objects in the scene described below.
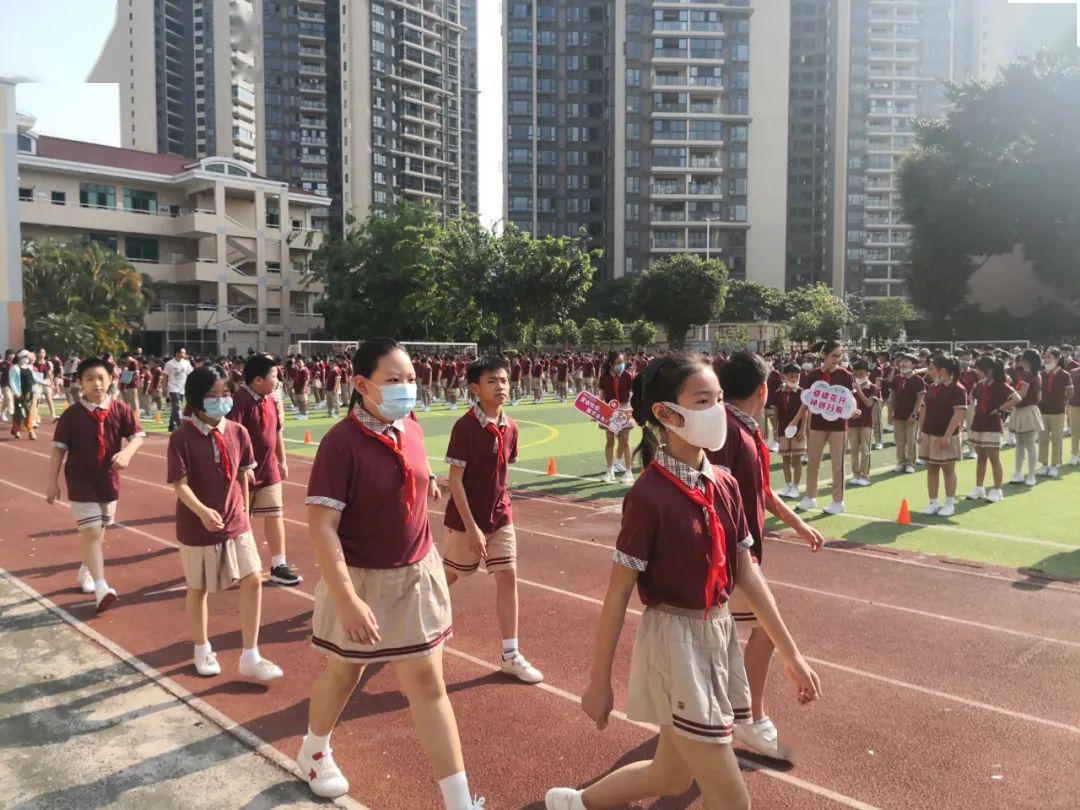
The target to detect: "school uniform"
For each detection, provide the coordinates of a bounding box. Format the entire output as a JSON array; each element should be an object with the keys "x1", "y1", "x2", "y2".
[
  {"x1": 803, "y1": 366, "x2": 856, "y2": 501},
  {"x1": 1070, "y1": 368, "x2": 1080, "y2": 460},
  {"x1": 53, "y1": 397, "x2": 145, "y2": 529},
  {"x1": 960, "y1": 368, "x2": 979, "y2": 440},
  {"x1": 970, "y1": 380, "x2": 1016, "y2": 448},
  {"x1": 1038, "y1": 368, "x2": 1072, "y2": 468},
  {"x1": 918, "y1": 382, "x2": 968, "y2": 464},
  {"x1": 616, "y1": 451, "x2": 753, "y2": 744},
  {"x1": 890, "y1": 373, "x2": 926, "y2": 466},
  {"x1": 598, "y1": 370, "x2": 635, "y2": 435},
  {"x1": 763, "y1": 368, "x2": 782, "y2": 443},
  {"x1": 443, "y1": 406, "x2": 519, "y2": 577},
  {"x1": 228, "y1": 385, "x2": 284, "y2": 519},
  {"x1": 325, "y1": 363, "x2": 342, "y2": 414},
  {"x1": 167, "y1": 415, "x2": 259, "y2": 592},
  {"x1": 1008, "y1": 370, "x2": 1043, "y2": 436},
  {"x1": 530, "y1": 360, "x2": 544, "y2": 397},
  {"x1": 847, "y1": 381, "x2": 879, "y2": 478},
  {"x1": 774, "y1": 385, "x2": 806, "y2": 456},
  {"x1": 305, "y1": 406, "x2": 451, "y2": 663},
  {"x1": 293, "y1": 367, "x2": 311, "y2": 412}
]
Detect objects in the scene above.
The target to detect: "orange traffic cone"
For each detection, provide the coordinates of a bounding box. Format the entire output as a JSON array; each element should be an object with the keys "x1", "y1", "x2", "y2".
[
  {"x1": 897, "y1": 498, "x2": 911, "y2": 526},
  {"x1": 303, "y1": 430, "x2": 312, "y2": 445},
  {"x1": 153, "y1": 410, "x2": 162, "y2": 424},
  {"x1": 546, "y1": 457, "x2": 557, "y2": 476}
]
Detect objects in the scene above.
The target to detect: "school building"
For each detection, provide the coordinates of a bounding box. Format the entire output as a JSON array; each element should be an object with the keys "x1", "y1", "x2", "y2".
[{"x1": 10, "y1": 112, "x2": 330, "y2": 358}]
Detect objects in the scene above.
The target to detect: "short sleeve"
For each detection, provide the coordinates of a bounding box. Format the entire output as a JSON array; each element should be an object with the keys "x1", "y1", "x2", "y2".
[
  {"x1": 53, "y1": 409, "x2": 71, "y2": 450},
  {"x1": 306, "y1": 427, "x2": 351, "y2": 510},
  {"x1": 614, "y1": 490, "x2": 656, "y2": 571},
  {"x1": 166, "y1": 431, "x2": 189, "y2": 484},
  {"x1": 507, "y1": 421, "x2": 519, "y2": 464},
  {"x1": 724, "y1": 477, "x2": 754, "y2": 552},
  {"x1": 122, "y1": 404, "x2": 145, "y2": 438},
  {"x1": 444, "y1": 418, "x2": 470, "y2": 468},
  {"x1": 238, "y1": 424, "x2": 256, "y2": 471}
]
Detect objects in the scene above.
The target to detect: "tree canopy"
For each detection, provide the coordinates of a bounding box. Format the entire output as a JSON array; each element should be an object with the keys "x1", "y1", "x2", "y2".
[
  {"x1": 631, "y1": 254, "x2": 728, "y2": 349},
  {"x1": 782, "y1": 284, "x2": 855, "y2": 344},
  {"x1": 721, "y1": 279, "x2": 785, "y2": 322}
]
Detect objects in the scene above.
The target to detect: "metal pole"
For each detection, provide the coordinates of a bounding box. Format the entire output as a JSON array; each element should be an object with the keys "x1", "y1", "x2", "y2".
[{"x1": 705, "y1": 218, "x2": 711, "y2": 261}]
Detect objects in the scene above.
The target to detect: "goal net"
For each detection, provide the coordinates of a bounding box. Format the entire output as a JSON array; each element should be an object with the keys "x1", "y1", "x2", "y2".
[
  {"x1": 291, "y1": 340, "x2": 359, "y2": 358},
  {"x1": 953, "y1": 339, "x2": 1031, "y2": 355},
  {"x1": 287, "y1": 340, "x2": 479, "y2": 360}
]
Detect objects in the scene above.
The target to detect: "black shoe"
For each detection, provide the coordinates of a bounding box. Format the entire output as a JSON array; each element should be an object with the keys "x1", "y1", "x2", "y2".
[{"x1": 269, "y1": 563, "x2": 302, "y2": 586}]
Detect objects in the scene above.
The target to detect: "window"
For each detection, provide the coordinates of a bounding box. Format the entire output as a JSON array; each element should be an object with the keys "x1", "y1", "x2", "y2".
[
  {"x1": 124, "y1": 236, "x2": 159, "y2": 262},
  {"x1": 123, "y1": 187, "x2": 158, "y2": 213},
  {"x1": 18, "y1": 187, "x2": 33, "y2": 202},
  {"x1": 17, "y1": 133, "x2": 35, "y2": 153},
  {"x1": 51, "y1": 191, "x2": 66, "y2": 205},
  {"x1": 626, "y1": 69, "x2": 640, "y2": 87},
  {"x1": 79, "y1": 183, "x2": 115, "y2": 209},
  {"x1": 88, "y1": 233, "x2": 118, "y2": 252}
]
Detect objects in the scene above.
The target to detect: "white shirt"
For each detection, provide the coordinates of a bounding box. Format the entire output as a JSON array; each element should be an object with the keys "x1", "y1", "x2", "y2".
[{"x1": 163, "y1": 358, "x2": 194, "y2": 394}]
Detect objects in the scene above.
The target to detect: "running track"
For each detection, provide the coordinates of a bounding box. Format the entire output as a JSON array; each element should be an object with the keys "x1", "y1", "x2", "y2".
[{"x1": 1, "y1": 425, "x2": 1079, "y2": 809}]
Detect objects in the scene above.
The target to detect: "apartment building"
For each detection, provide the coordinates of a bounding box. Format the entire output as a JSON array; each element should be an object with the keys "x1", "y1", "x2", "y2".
[
  {"x1": 13, "y1": 117, "x2": 328, "y2": 357},
  {"x1": 504, "y1": 0, "x2": 789, "y2": 287}
]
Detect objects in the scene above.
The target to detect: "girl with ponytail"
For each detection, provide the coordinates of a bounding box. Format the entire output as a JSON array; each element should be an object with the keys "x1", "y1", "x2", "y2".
[
  {"x1": 545, "y1": 352, "x2": 820, "y2": 810},
  {"x1": 967, "y1": 355, "x2": 1019, "y2": 503}
]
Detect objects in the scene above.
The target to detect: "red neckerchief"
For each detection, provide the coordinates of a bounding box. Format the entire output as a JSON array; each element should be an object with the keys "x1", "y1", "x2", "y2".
[
  {"x1": 895, "y1": 375, "x2": 907, "y2": 394},
  {"x1": 87, "y1": 403, "x2": 110, "y2": 465},
  {"x1": 821, "y1": 369, "x2": 832, "y2": 385},
  {"x1": 1043, "y1": 368, "x2": 1059, "y2": 396},
  {"x1": 751, "y1": 427, "x2": 772, "y2": 497},
  {"x1": 350, "y1": 411, "x2": 415, "y2": 519},
  {"x1": 927, "y1": 381, "x2": 942, "y2": 403},
  {"x1": 978, "y1": 381, "x2": 993, "y2": 414},
  {"x1": 650, "y1": 461, "x2": 727, "y2": 619},
  {"x1": 187, "y1": 420, "x2": 232, "y2": 480},
  {"x1": 473, "y1": 408, "x2": 507, "y2": 475}
]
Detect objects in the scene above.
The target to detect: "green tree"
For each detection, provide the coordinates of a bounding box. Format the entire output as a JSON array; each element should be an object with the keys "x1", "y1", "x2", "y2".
[
  {"x1": 865, "y1": 297, "x2": 916, "y2": 345},
  {"x1": 781, "y1": 284, "x2": 854, "y2": 341},
  {"x1": 540, "y1": 323, "x2": 563, "y2": 347},
  {"x1": 578, "y1": 276, "x2": 637, "y2": 321},
  {"x1": 22, "y1": 238, "x2": 152, "y2": 355},
  {"x1": 629, "y1": 319, "x2": 658, "y2": 349},
  {"x1": 580, "y1": 317, "x2": 603, "y2": 349},
  {"x1": 601, "y1": 317, "x2": 625, "y2": 347},
  {"x1": 721, "y1": 279, "x2": 784, "y2": 322},
  {"x1": 632, "y1": 255, "x2": 728, "y2": 349},
  {"x1": 559, "y1": 318, "x2": 581, "y2": 348}
]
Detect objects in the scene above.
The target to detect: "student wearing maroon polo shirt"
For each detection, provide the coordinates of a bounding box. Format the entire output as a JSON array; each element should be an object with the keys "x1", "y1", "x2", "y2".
[
  {"x1": 774, "y1": 363, "x2": 808, "y2": 498},
  {"x1": 708, "y1": 352, "x2": 824, "y2": 763},
  {"x1": 430, "y1": 356, "x2": 444, "y2": 403},
  {"x1": 848, "y1": 360, "x2": 879, "y2": 487},
  {"x1": 967, "y1": 355, "x2": 1019, "y2": 503},
  {"x1": 957, "y1": 348, "x2": 979, "y2": 458},
  {"x1": 794, "y1": 340, "x2": 860, "y2": 515},
  {"x1": 877, "y1": 351, "x2": 894, "y2": 434},
  {"x1": 918, "y1": 356, "x2": 969, "y2": 517},
  {"x1": 300, "y1": 340, "x2": 483, "y2": 809},
  {"x1": 546, "y1": 353, "x2": 820, "y2": 810},
  {"x1": 292, "y1": 357, "x2": 311, "y2": 420},
  {"x1": 599, "y1": 351, "x2": 635, "y2": 484},
  {"x1": 441, "y1": 353, "x2": 459, "y2": 409},
  {"x1": 46, "y1": 357, "x2": 145, "y2": 611},
  {"x1": 1008, "y1": 349, "x2": 1044, "y2": 486},
  {"x1": 34, "y1": 347, "x2": 58, "y2": 423},
  {"x1": 529, "y1": 353, "x2": 544, "y2": 403},
  {"x1": 1037, "y1": 347, "x2": 1073, "y2": 477},
  {"x1": 168, "y1": 365, "x2": 283, "y2": 683},
  {"x1": 324, "y1": 357, "x2": 342, "y2": 417},
  {"x1": 554, "y1": 354, "x2": 570, "y2": 402},
  {"x1": 763, "y1": 356, "x2": 782, "y2": 452},
  {"x1": 889, "y1": 353, "x2": 925, "y2": 473},
  {"x1": 443, "y1": 357, "x2": 543, "y2": 685},
  {"x1": 1070, "y1": 358, "x2": 1080, "y2": 465},
  {"x1": 581, "y1": 353, "x2": 596, "y2": 396},
  {"x1": 417, "y1": 355, "x2": 433, "y2": 412},
  {"x1": 509, "y1": 354, "x2": 523, "y2": 405},
  {"x1": 227, "y1": 353, "x2": 301, "y2": 587}
]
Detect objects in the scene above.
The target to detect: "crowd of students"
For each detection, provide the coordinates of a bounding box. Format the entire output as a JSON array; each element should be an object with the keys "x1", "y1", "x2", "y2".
[{"x1": 27, "y1": 334, "x2": 1079, "y2": 809}]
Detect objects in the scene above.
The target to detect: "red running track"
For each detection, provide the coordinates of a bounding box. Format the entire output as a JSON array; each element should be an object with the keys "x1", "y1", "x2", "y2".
[{"x1": 1, "y1": 425, "x2": 1079, "y2": 809}]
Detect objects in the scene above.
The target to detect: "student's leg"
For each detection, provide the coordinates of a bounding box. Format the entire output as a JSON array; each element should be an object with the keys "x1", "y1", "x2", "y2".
[
  {"x1": 79, "y1": 525, "x2": 106, "y2": 581},
  {"x1": 298, "y1": 394, "x2": 308, "y2": 416},
  {"x1": 187, "y1": 587, "x2": 209, "y2": 645},
  {"x1": 861, "y1": 427, "x2": 873, "y2": 477},
  {"x1": 893, "y1": 420, "x2": 907, "y2": 465},
  {"x1": 1050, "y1": 413, "x2": 1065, "y2": 468},
  {"x1": 668, "y1": 732, "x2": 750, "y2": 810},
  {"x1": 873, "y1": 400, "x2": 883, "y2": 445},
  {"x1": 618, "y1": 431, "x2": 633, "y2": 471},
  {"x1": 604, "y1": 431, "x2": 615, "y2": 469},
  {"x1": 942, "y1": 461, "x2": 958, "y2": 500},
  {"x1": 264, "y1": 514, "x2": 287, "y2": 564},
  {"x1": 829, "y1": 431, "x2": 846, "y2": 502},
  {"x1": 804, "y1": 430, "x2": 827, "y2": 500},
  {"x1": 744, "y1": 627, "x2": 775, "y2": 722},
  {"x1": 238, "y1": 571, "x2": 263, "y2": 650},
  {"x1": 493, "y1": 570, "x2": 519, "y2": 643},
  {"x1": 44, "y1": 388, "x2": 57, "y2": 419},
  {"x1": 927, "y1": 464, "x2": 941, "y2": 501},
  {"x1": 906, "y1": 421, "x2": 919, "y2": 465},
  {"x1": 393, "y1": 651, "x2": 466, "y2": 781},
  {"x1": 989, "y1": 447, "x2": 1004, "y2": 489},
  {"x1": 308, "y1": 660, "x2": 365, "y2": 736},
  {"x1": 1024, "y1": 432, "x2": 1038, "y2": 476},
  {"x1": 975, "y1": 447, "x2": 988, "y2": 488},
  {"x1": 1038, "y1": 424, "x2": 1050, "y2": 468},
  {"x1": 792, "y1": 451, "x2": 803, "y2": 487},
  {"x1": 782, "y1": 455, "x2": 793, "y2": 486},
  {"x1": 579, "y1": 725, "x2": 696, "y2": 808},
  {"x1": 1071, "y1": 407, "x2": 1080, "y2": 459}
]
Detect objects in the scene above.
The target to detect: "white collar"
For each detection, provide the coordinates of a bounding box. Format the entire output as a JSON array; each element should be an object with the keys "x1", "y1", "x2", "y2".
[
  {"x1": 187, "y1": 414, "x2": 226, "y2": 435},
  {"x1": 79, "y1": 396, "x2": 111, "y2": 412},
  {"x1": 473, "y1": 404, "x2": 508, "y2": 429}
]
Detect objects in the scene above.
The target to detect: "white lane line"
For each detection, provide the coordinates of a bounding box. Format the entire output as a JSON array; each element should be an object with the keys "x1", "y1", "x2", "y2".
[
  {"x1": 821, "y1": 511, "x2": 1079, "y2": 551},
  {"x1": 0, "y1": 564, "x2": 369, "y2": 810}
]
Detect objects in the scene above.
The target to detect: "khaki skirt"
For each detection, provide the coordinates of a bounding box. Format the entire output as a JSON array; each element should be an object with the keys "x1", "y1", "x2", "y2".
[
  {"x1": 918, "y1": 432, "x2": 962, "y2": 464},
  {"x1": 969, "y1": 430, "x2": 1004, "y2": 449},
  {"x1": 1008, "y1": 404, "x2": 1044, "y2": 436},
  {"x1": 626, "y1": 603, "x2": 751, "y2": 745},
  {"x1": 312, "y1": 546, "x2": 452, "y2": 664},
  {"x1": 178, "y1": 532, "x2": 261, "y2": 593}
]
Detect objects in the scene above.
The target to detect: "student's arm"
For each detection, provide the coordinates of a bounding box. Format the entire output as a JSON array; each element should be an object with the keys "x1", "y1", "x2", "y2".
[
  {"x1": 766, "y1": 491, "x2": 824, "y2": 551},
  {"x1": 1000, "y1": 391, "x2": 1021, "y2": 412},
  {"x1": 942, "y1": 405, "x2": 967, "y2": 447},
  {"x1": 309, "y1": 504, "x2": 381, "y2": 644},
  {"x1": 791, "y1": 405, "x2": 807, "y2": 441},
  {"x1": 448, "y1": 465, "x2": 485, "y2": 557},
  {"x1": 582, "y1": 563, "x2": 638, "y2": 730},
  {"x1": 276, "y1": 429, "x2": 288, "y2": 479},
  {"x1": 112, "y1": 435, "x2": 144, "y2": 469},
  {"x1": 174, "y1": 476, "x2": 225, "y2": 532},
  {"x1": 45, "y1": 446, "x2": 65, "y2": 505},
  {"x1": 914, "y1": 391, "x2": 926, "y2": 423},
  {"x1": 735, "y1": 548, "x2": 821, "y2": 704}
]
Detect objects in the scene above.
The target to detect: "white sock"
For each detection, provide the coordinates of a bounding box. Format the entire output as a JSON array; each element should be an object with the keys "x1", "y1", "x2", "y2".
[
  {"x1": 502, "y1": 638, "x2": 518, "y2": 659},
  {"x1": 270, "y1": 554, "x2": 287, "y2": 568},
  {"x1": 239, "y1": 647, "x2": 261, "y2": 665},
  {"x1": 93, "y1": 579, "x2": 109, "y2": 597},
  {"x1": 438, "y1": 771, "x2": 472, "y2": 810},
  {"x1": 78, "y1": 563, "x2": 89, "y2": 577},
  {"x1": 194, "y1": 641, "x2": 212, "y2": 660},
  {"x1": 301, "y1": 729, "x2": 331, "y2": 757}
]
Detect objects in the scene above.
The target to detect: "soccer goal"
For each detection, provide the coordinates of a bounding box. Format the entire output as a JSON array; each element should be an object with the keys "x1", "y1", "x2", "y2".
[
  {"x1": 290, "y1": 339, "x2": 359, "y2": 358},
  {"x1": 953, "y1": 339, "x2": 1031, "y2": 354},
  {"x1": 399, "y1": 341, "x2": 479, "y2": 359}
]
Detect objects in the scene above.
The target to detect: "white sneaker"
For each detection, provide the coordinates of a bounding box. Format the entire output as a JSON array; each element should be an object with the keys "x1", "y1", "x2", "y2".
[
  {"x1": 985, "y1": 488, "x2": 1004, "y2": 503},
  {"x1": 874, "y1": 442, "x2": 884, "y2": 450},
  {"x1": 600, "y1": 469, "x2": 616, "y2": 484},
  {"x1": 734, "y1": 717, "x2": 795, "y2": 762},
  {"x1": 1048, "y1": 467, "x2": 1060, "y2": 478},
  {"x1": 892, "y1": 464, "x2": 906, "y2": 473},
  {"x1": 298, "y1": 745, "x2": 349, "y2": 798},
  {"x1": 613, "y1": 461, "x2": 627, "y2": 474},
  {"x1": 1036, "y1": 466, "x2": 1050, "y2": 477},
  {"x1": 94, "y1": 585, "x2": 117, "y2": 612},
  {"x1": 77, "y1": 565, "x2": 94, "y2": 594},
  {"x1": 620, "y1": 471, "x2": 635, "y2": 485},
  {"x1": 1069, "y1": 455, "x2": 1079, "y2": 466},
  {"x1": 239, "y1": 656, "x2": 284, "y2": 682},
  {"x1": 1025, "y1": 474, "x2": 1037, "y2": 487},
  {"x1": 916, "y1": 458, "x2": 927, "y2": 466},
  {"x1": 922, "y1": 500, "x2": 941, "y2": 515},
  {"x1": 904, "y1": 465, "x2": 916, "y2": 474},
  {"x1": 795, "y1": 497, "x2": 816, "y2": 512},
  {"x1": 938, "y1": 499, "x2": 956, "y2": 518},
  {"x1": 966, "y1": 486, "x2": 986, "y2": 500},
  {"x1": 823, "y1": 500, "x2": 846, "y2": 515},
  {"x1": 884, "y1": 425, "x2": 895, "y2": 433},
  {"x1": 1009, "y1": 473, "x2": 1025, "y2": 485},
  {"x1": 545, "y1": 788, "x2": 586, "y2": 810},
  {"x1": 781, "y1": 483, "x2": 798, "y2": 499},
  {"x1": 501, "y1": 652, "x2": 543, "y2": 684},
  {"x1": 194, "y1": 649, "x2": 221, "y2": 677},
  {"x1": 768, "y1": 441, "x2": 779, "y2": 453}
]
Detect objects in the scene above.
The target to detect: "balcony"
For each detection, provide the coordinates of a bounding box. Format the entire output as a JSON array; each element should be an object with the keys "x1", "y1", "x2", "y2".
[{"x1": 19, "y1": 195, "x2": 215, "y2": 238}]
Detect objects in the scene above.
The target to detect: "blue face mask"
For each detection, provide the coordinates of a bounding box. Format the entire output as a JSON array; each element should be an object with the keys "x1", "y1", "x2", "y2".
[
  {"x1": 613, "y1": 363, "x2": 625, "y2": 376},
  {"x1": 376, "y1": 383, "x2": 417, "y2": 421},
  {"x1": 203, "y1": 396, "x2": 233, "y2": 420}
]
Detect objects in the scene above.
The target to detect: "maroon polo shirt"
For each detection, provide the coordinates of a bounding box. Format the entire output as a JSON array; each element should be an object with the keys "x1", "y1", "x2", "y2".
[
  {"x1": 555, "y1": 360, "x2": 569, "y2": 381},
  {"x1": 417, "y1": 362, "x2": 431, "y2": 385},
  {"x1": 1039, "y1": 369, "x2": 1071, "y2": 415},
  {"x1": 848, "y1": 381, "x2": 879, "y2": 428},
  {"x1": 292, "y1": 367, "x2": 310, "y2": 394},
  {"x1": 443, "y1": 409, "x2": 519, "y2": 533},
  {"x1": 774, "y1": 386, "x2": 803, "y2": 431},
  {"x1": 804, "y1": 367, "x2": 855, "y2": 432},
  {"x1": 598, "y1": 370, "x2": 633, "y2": 405},
  {"x1": 1071, "y1": 368, "x2": 1080, "y2": 407},
  {"x1": 166, "y1": 417, "x2": 255, "y2": 547},
  {"x1": 53, "y1": 399, "x2": 143, "y2": 502},
  {"x1": 890, "y1": 374, "x2": 926, "y2": 421},
  {"x1": 971, "y1": 380, "x2": 1016, "y2": 433},
  {"x1": 1016, "y1": 370, "x2": 1041, "y2": 407},
  {"x1": 615, "y1": 463, "x2": 749, "y2": 610},
  {"x1": 227, "y1": 386, "x2": 282, "y2": 489},
  {"x1": 921, "y1": 382, "x2": 968, "y2": 437},
  {"x1": 306, "y1": 414, "x2": 434, "y2": 569},
  {"x1": 510, "y1": 361, "x2": 522, "y2": 382},
  {"x1": 765, "y1": 369, "x2": 783, "y2": 408},
  {"x1": 707, "y1": 407, "x2": 767, "y2": 563}
]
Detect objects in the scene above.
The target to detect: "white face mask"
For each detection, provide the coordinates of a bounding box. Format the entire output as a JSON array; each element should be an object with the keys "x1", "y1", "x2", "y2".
[
  {"x1": 661, "y1": 402, "x2": 728, "y2": 452},
  {"x1": 1045, "y1": 360, "x2": 1057, "y2": 371},
  {"x1": 801, "y1": 362, "x2": 813, "y2": 372}
]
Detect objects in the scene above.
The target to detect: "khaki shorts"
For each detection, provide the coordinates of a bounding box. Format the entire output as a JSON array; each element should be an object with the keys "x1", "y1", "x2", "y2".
[
  {"x1": 777, "y1": 435, "x2": 806, "y2": 456},
  {"x1": 251, "y1": 482, "x2": 283, "y2": 519},
  {"x1": 918, "y1": 432, "x2": 962, "y2": 464},
  {"x1": 70, "y1": 500, "x2": 117, "y2": 530},
  {"x1": 179, "y1": 532, "x2": 261, "y2": 593},
  {"x1": 627, "y1": 603, "x2": 751, "y2": 744},
  {"x1": 442, "y1": 524, "x2": 517, "y2": 577},
  {"x1": 312, "y1": 547, "x2": 452, "y2": 664}
]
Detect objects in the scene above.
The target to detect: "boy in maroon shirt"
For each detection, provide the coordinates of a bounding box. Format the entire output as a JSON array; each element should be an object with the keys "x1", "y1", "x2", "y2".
[
  {"x1": 443, "y1": 357, "x2": 542, "y2": 684},
  {"x1": 46, "y1": 357, "x2": 145, "y2": 611},
  {"x1": 889, "y1": 353, "x2": 926, "y2": 473},
  {"x1": 325, "y1": 358, "x2": 342, "y2": 417},
  {"x1": 848, "y1": 360, "x2": 880, "y2": 486},
  {"x1": 774, "y1": 363, "x2": 808, "y2": 498},
  {"x1": 293, "y1": 358, "x2": 311, "y2": 419},
  {"x1": 228, "y1": 353, "x2": 301, "y2": 587},
  {"x1": 1038, "y1": 347, "x2": 1074, "y2": 476}
]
